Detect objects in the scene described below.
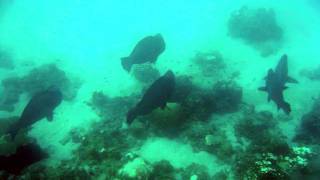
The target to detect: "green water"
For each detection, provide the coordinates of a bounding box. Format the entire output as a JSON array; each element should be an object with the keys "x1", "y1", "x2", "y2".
[{"x1": 1, "y1": 0, "x2": 320, "y2": 179}]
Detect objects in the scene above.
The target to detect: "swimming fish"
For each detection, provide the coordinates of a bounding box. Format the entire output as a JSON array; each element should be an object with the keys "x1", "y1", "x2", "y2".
[
  {"x1": 259, "y1": 54, "x2": 297, "y2": 114},
  {"x1": 7, "y1": 87, "x2": 63, "y2": 138},
  {"x1": 121, "y1": 34, "x2": 165, "y2": 72},
  {"x1": 127, "y1": 70, "x2": 175, "y2": 124},
  {"x1": 0, "y1": 142, "x2": 48, "y2": 175}
]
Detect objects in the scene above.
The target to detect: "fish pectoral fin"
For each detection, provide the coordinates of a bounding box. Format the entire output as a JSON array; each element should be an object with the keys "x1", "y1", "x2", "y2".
[
  {"x1": 287, "y1": 76, "x2": 298, "y2": 83},
  {"x1": 47, "y1": 112, "x2": 54, "y2": 122},
  {"x1": 258, "y1": 87, "x2": 267, "y2": 91}
]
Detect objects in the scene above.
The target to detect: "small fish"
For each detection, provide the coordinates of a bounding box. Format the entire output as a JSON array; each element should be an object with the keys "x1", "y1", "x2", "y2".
[
  {"x1": 7, "y1": 87, "x2": 63, "y2": 138},
  {"x1": 121, "y1": 34, "x2": 165, "y2": 72},
  {"x1": 259, "y1": 54, "x2": 297, "y2": 114},
  {"x1": 127, "y1": 70, "x2": 175, "y2": 124},
  {"x1": 0, "y1": 142, "x2": 48, "y2": 175}
]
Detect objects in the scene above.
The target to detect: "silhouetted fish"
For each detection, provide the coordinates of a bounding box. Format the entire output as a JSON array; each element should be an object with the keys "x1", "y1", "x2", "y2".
[
  {"x1": 121, "y1": 34, "x2": 165, "y2": 72},
  {"x1": 127, "y1": 70, "x2": 175, "y2": 124},
  {"x1": 0, "y1": 142, "x2": 48, "y2": 175},
  {"x1": 7, "y1": 87, "x2": 63, "y2": 138},
  {"x1": 259, "y1": 54, "x2": 297, "y2": 114}
]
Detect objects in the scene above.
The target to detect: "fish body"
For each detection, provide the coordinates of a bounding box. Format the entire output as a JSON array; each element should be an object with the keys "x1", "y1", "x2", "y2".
[
  {"x1": 121, "y1": 34, "x2": 165, "y2": 72},
  {"x1": 127, "y1": 70, "x2": 175, "y2": 124},
  {"x1": 0, "y1": 142, "x2": 48, "y2": 175},
  {"x1": 259, "y1": 54, "x2": 297, "y2": 114},
  {"x1": 7, "y1": 88, "x2": 62, "y2": 138}
]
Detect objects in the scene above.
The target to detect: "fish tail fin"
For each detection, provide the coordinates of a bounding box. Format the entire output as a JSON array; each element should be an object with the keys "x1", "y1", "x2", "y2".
[
  {"x1": 121, "y1": 57, "x2": 132, "y2": 72},
  {"x1": 126, "y1": 108, "x2": 137, "y2": 125}
]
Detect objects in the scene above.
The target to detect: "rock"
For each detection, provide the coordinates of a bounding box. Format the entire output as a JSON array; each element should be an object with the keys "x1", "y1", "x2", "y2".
[{"x1": 228, "y1": 6, "x2": 283, "y2": 56}]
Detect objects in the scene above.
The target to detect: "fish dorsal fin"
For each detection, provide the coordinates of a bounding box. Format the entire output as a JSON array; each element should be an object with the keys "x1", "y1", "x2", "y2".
[
  {"x1": 287, "y1": 76, "x2": 298, "y2": 83},
  {"x1": 47, "y1": 112, "x2": 53, "y2": 122}
]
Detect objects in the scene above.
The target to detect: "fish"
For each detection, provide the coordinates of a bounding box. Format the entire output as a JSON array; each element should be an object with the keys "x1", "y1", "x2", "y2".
[
  {"x1": 259, "y1": 54, "x2": 298, "y2": 114},
  {"x1": 6, "y1": 87, "x2": 63, "y2": 138},
  {"x1": 127, "y1": 70, "x2": 175, "y2": 124},
  {"x1": 121, "y1": 34, "x2": 165, "y2": 72},
  {"x1": 0, "y1": 142, "x2": 48, "y2": 175}
]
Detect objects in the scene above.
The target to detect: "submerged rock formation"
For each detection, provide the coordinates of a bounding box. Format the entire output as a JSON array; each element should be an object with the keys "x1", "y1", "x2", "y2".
[
  {"x1": 0, "y1": 64, "x2": 81, "y2": 112},
  {"x1": 228, "y1": 6, "x2": 283, "y2": 56}
]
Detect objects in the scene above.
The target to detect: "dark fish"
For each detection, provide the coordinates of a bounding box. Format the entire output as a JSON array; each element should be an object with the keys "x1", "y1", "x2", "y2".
[
  {"x1": 7, "y1": 87, "x2": 63, "y2": 138},
  {"x1": 259, "y1": 54, "x2": 297, "y2": 114},
  {"x1": 121, "y1": 34, "x2": 165, "y2": 72},
  {"x1": 0, "y1": 142, "x2": 48, "y2": 175},
  {"x1": 127, "y1": 70, "x2": 175, "y2": 124}
]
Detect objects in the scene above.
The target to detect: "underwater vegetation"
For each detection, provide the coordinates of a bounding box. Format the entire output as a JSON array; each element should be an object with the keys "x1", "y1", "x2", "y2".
[
  {"x1": 228, "y1": 6, "x2": 283, "y2": 56},
  {"x1": 0, "y1": 63, "x2": 81, "y2": 112}
]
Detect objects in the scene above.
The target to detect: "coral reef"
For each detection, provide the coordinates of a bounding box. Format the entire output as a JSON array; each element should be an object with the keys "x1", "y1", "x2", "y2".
[
  {"x1": 192, "y1": 51, "x2": 226, "y2": 77},
  {"x1": 235, "y1": 111, "x2": 291, "y2": 156},
  {"x1": 294, "y1": 98, "x2": 320, "y2": 144},
  {"x1": 235, "y1": 146, "x2": 313, "y2": 180},
  {"x1": 180, "y1": 80, "x2": 242, "y2": 121},
  {"x1": 144, "y1": 103, "x2": 190, "y2": 137},
  {"x1": 0, "y1": 49, "x2": 14, "y2": 70},
  {"x1": 0, "y1": 77, "x2": 22, "y2": 112},
  {"x1": 233, "y1": 109, "x2": 316, "y2": 179},
  {"x1": 182, "y1": 121, "x2": 234, "y2": 162},
  {"x1": 300, "y1": 65, "x2": 320, "y2": 81},
  {"x1": 181, "y1": 164, "x2": 210, "y2": 180},
  {"x1": 228, "y1": 6, "x2": 283, "y2": 56},
  {"x1": 148, "y1": 160, "x2": 175, "y2": 179},
  {"x1": 131, "y1": 63, "x2": 160, "y2": 84},
  {"x1": 88, "y1": 91, "x2": 136, "y2": 121},
  {"x1": 211, "y1": 81, "x2": 242, "y2": 114},
  {"x1": 169, "y1": 75, "x2": 194, "y2": 103},
  {"x1": 0, "y1": 64, "x2": 81, "y2": 112}
]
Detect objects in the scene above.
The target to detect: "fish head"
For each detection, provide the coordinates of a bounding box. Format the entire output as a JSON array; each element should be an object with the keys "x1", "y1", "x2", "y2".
[
  {"x1": 126, "y1": 108, "x2": 137, "y2": 125},
  {"x1": 47, "y1": 88, "x2": 63, "y2": 107}
]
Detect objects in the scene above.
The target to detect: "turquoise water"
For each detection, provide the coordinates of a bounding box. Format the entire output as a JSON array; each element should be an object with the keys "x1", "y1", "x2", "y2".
[{"x1": 1, "y1": 0, "x2": 320, "y2": 179}]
